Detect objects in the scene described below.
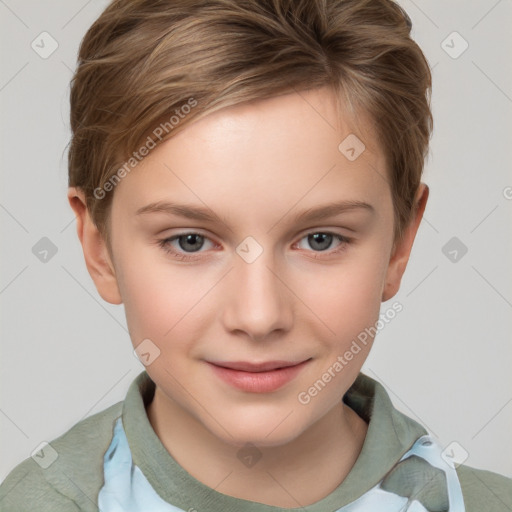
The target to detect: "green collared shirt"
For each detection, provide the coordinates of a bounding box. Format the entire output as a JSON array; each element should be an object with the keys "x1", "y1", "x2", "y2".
[{"x1": 1, "y1": 371, "x2": 510, "y2": 511}]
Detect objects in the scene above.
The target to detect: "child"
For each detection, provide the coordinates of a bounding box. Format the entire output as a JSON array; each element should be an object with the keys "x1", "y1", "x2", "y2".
[{"x1": 1, "y1": 0, "x2": 510, "y2": 510}]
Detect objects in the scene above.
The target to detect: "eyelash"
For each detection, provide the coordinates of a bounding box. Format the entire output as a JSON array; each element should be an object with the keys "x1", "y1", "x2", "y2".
[{"x1": 157, "y1": 231, "x2": 352, "y2": 262}]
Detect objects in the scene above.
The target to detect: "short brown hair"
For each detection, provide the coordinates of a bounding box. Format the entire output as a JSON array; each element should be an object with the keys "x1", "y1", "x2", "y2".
[{"x1": 68, "y1": 0, "x2": 433, "y2": 247}]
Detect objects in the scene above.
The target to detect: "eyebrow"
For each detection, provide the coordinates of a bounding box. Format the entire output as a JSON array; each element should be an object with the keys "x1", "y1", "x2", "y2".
[{"x1": 135, "y1": 200, "x2": 375, "y2": 224}]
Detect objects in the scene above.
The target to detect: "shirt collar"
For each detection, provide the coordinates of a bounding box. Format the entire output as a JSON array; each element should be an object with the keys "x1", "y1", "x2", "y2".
[{"x1": 122, "y1": 370, "x2": 427, "y2": 511}]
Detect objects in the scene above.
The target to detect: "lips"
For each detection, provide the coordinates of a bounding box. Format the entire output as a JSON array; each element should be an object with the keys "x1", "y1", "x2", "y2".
[
  {"x1": 206, "y1": 359, "x2": 311, "y2": 393},
  {"x1": 208, "y1": 360, "x2": 307, "y2": 372}
]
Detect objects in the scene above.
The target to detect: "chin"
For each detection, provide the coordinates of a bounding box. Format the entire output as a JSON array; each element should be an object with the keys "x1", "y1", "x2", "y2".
[{"x1": 207, "y1": 410, "x2": 310, "y2": 449}]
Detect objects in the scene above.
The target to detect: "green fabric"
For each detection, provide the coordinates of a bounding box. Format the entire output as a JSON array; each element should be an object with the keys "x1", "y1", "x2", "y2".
[
  {"x1": 1, "y1": 370, "x2": 511, "y2": 511},
  {"x1": 0, "y1": 400, "x2": 123, "y2": 512},
  {"x1": 457, "y1": 465, "x2": 512, "y2": 512},
  {"x1": 380, "y1": 456, "x2": 449, "y2": 510}
]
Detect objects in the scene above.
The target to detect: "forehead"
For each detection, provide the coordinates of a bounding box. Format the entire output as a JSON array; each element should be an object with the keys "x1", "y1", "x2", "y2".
[
  {"x1": 112, "y1": 86, "x2": 389, "y2": 219},
  {"x1": 170, "y1": 86, "x2": 381, "y2": 159}
]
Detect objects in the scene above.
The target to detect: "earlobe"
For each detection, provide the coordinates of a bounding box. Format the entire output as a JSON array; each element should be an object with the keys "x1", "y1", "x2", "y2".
[
  {"x1": 67, "y1": 187, "x2": 123, "y2": 305},
  {"x1": 381, "y1": 183, "x2": 429, "y2": 302}
]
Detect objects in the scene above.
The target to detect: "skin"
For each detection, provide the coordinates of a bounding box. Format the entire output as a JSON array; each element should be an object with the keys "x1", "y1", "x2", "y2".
[{"x1": 68, "y1": 86, "x2": 428, "y2": 508}]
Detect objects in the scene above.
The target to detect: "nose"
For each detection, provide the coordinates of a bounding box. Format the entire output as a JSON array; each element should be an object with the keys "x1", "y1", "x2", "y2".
[{"x1": 221, "y1": 244, "x2": 293, "y2": 342}]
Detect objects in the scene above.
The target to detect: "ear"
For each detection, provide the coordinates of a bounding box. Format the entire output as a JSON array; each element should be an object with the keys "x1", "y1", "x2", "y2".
[
  {"x1": 67, "y1": 187, "x2": 122, "y2": 305},
  {"x1": 381, "y1": 183, "x2": 429, "y2": 302}
]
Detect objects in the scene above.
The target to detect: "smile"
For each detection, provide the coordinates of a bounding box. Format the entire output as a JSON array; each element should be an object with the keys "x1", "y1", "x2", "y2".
[{"x1": 205, "y1": 359, "x2": 311, "y2": 393}]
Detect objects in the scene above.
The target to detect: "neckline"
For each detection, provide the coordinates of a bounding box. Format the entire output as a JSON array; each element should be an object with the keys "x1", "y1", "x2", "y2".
[{"x1": 122, "y1": 370, "x2": 427, "y2": 511}]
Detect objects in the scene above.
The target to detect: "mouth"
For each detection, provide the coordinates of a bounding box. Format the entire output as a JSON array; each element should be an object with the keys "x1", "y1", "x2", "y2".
[
  {"x1": 209, "y1": 360, "x2": 309, "y2": 372},
  {"x1": 205, "y1": 358, "x2": 312, "y2": 393}
]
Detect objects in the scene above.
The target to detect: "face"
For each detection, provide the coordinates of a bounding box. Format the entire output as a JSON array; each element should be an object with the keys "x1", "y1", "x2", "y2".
[{"x1": 105, "y1": 86, "x2": 398, "y2": 447}]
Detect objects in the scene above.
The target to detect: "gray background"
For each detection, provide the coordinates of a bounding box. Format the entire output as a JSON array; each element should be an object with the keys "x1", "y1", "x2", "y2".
[{"x1": 1, "y1": 0, "x2": 511, "y2": 482}]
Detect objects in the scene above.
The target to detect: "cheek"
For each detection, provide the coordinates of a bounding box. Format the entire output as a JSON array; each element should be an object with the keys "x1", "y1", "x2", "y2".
[
  {"x1": 289, "y1": 249, "x2": 388, "y2": 343},
  {"x1": 116, "y1": 252, "x2": 217, "y2": 348}
]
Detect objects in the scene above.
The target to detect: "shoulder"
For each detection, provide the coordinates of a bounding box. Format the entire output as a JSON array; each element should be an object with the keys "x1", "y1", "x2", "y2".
[
  {"x1": 0, "y1": 401, "x2": 123, "y2": 512},
  {"x1": 457, "y1": 463, "x2": 512, "y2": 512},
  {"x1": 0, "y1": 463, "x2": 81, "y2": 512}
]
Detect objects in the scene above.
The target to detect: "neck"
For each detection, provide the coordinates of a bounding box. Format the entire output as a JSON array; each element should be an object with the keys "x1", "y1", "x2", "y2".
[{"x1": 147, "y1": 388, "x2": 368, "y2": 508}]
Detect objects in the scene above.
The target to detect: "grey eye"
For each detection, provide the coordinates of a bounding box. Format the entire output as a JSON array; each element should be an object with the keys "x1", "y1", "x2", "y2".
[
  {"x1": 177, "y1": 234, "x2": 205, "y2": 252},
  {"x1": 307, "y1": 233, "x2": 334, "y2": 251}
]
